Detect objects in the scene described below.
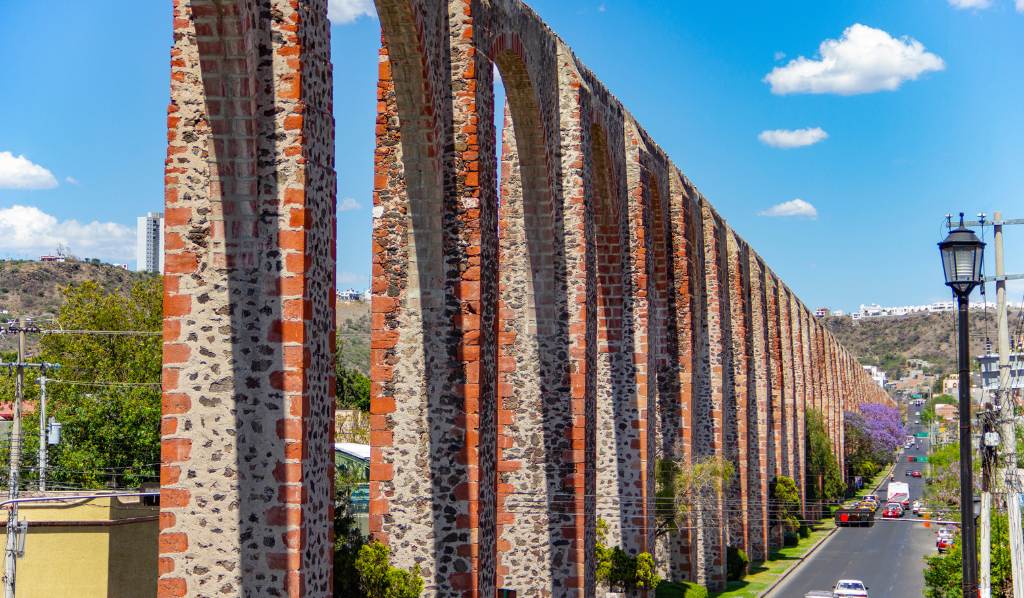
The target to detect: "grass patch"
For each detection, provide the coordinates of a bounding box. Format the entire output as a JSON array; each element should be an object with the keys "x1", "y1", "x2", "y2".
[{"x1": 709, "y1": 519, "x2": 836, "y2": 598}]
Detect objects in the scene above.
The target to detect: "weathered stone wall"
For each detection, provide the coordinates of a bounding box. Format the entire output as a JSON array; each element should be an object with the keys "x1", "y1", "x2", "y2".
[
  {"x1": 366, "y1": 2, "x2": 891, "y2": 596},
  {"x1": 161, "y1": 0, "x2": 335, "y2": 596}
]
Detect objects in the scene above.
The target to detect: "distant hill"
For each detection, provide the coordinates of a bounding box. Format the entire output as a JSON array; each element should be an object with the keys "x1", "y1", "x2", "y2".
[
  {"x1": 824, "y1": 309, "x2": 1022, "y2": 380},
  {"x1": 337, "y1": 300, "x2": 370, "y2": 375},
  {"x1": 0, "y1": 260, "x2": 153, "y2": 320}
]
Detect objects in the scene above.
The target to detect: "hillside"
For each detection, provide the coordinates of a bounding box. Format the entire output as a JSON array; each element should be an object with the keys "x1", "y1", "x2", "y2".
[
  {"x1": 335, "y1": 300, "x2": 1014, "y2": 382},
  {"x1": 824, "y1": 309, "x2": 1022, "y2": 379},
  {"x1": 337, "y1": 300, "x2": 370, "y2": 375},
  {"x1": 0, "y1": 260, "x2": 153, "y2": 320}
]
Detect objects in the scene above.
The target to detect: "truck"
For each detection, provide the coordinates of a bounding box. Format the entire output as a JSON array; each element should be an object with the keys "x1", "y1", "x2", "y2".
[
  {"x1": 834, "y1": 501, "x2": 876, "y2": 527},
  {"x1": 887, "y1": 481, "x2": 910, "y2": 508}
]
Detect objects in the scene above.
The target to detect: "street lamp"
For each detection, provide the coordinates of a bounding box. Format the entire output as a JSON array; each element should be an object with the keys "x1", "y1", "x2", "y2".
[{"x1": 938, "y1": 212, "x2": 985, "y2": 598}]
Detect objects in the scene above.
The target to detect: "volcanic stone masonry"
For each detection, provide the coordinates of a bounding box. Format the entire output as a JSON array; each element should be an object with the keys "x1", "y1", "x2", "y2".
[{"x1": 161, "y1": 0, "x2": 890, "y2": 597}]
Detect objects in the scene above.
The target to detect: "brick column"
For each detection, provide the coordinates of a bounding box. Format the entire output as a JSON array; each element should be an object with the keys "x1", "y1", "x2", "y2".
[
  {"x1": 161, "y1": 1, "x2": 335, "y2": 596},
  {"x1": 725, "y1": 232, "x2": 750, "y2": 556},
  {"x1": 698, "y1": 200, "x2": 727, "y2": 590},
  {"x1": 746, "y1": 253, "x2": 769, "y2": 563}
]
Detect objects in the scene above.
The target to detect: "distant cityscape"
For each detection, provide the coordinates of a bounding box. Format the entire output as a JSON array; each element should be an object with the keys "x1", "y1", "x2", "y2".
[{"x1": 816, "y1": 300, "x2": 1022, "y2": 320}]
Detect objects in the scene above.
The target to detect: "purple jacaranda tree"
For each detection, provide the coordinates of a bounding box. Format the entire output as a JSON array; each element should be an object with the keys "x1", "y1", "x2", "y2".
[{"x1": 858, "y1": 403, "x2": 905, "y2": 457}]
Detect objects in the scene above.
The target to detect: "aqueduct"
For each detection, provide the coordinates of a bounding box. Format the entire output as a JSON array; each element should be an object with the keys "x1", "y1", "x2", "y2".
[{"x1": 160, "y1": 0, "x2": 892, "y2": 596}]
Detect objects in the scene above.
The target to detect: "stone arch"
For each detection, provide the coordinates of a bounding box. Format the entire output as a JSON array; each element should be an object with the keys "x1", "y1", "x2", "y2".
[
  {"x1": 371, "y1": 1, "x2": 473, "y2": 593},
  {"x1": 590, "y1": 120, "x2": 644, "y2": 555},
  {"x1": 490, "y1": 33, "x2": 577, "y2": 593}
]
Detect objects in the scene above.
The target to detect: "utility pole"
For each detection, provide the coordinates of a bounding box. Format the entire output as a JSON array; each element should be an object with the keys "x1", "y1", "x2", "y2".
[
  {"x1": 37, "y1": 376, "x2": 46, "y2": 493},
  {"x1": 3, "y1": 326, "x2": 25, "y2": 598},
  {"x1": 0, "y1": 319, "x2": 51, "y2": 598},
  {"x1": 994, "y1": 211, "x2": 1024, "y2": 598},
  {"x1": 981, "y1": 408, "x2": 997, "y2": 598}
]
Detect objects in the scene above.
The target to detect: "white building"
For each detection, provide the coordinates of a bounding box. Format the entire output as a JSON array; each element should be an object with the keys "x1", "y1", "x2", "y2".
[
  {"x1": 136, "y1": 212, "x2": 164, "y2": 274},
  {"x1": 850, "y1": 301, "x2": 957, "y2": 320},
  {"x1": 863, "y1": 365, "x2": 888, "y2": 389},
  {"x1": 977, "y1": 352, "x2": 1024, "y2": 391}
]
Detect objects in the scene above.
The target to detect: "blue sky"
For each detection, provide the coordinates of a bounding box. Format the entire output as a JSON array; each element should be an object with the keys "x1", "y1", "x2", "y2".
[{"x1": 1, "y1": 0, "x2": 1021, "y2": 312}]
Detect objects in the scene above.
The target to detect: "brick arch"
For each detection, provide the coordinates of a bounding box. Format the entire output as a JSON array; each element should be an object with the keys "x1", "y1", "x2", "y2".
[
  {"x1": 492, "y1": 40, "x2": 579, "y2": 593},
  {"x1": 370, "y1": 1, "x2": 486, "y2": 595},
  {"x1": 590, "y1": 121, "x2": 645, "y2": 555}
]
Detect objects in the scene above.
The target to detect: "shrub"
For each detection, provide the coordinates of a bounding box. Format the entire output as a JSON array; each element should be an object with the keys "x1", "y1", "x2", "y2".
[
  {"x1": 655, "y1": 580, "x2": 709, "y2": 598},
  {"x1": 783, "y1": 531, "x2": 799, "y2": 547},
  {"x1": 354, "y1": 541, "x2": 424, "y2": 598},
  {"x1": 798, "y1": 524, "x2": 810, "y2": 539},
  {"x1": 726, "y1": 546, "x2": 749, "y2": 582}
]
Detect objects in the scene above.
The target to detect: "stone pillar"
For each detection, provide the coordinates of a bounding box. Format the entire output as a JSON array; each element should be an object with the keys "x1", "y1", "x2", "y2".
[
  {"x1": 746, "y1": 253, "x2": 770, "y2": 563},
  {"x1": 698, "y1": 200, "x2": 727, "y2": 590},
  {"x1": 161, "y1": 1, "x2": 335, "y2": 596},
  {"x1": 725, "y1": 232, "x2": 749, "y2": 555},
  {"x1": 663, "y1": 173, "x2": 699, "y2": 581}
]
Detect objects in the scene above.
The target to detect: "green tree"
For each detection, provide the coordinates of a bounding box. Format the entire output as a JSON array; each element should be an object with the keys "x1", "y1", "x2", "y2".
[
  {"x1": 769, "y1": 475, "x2": 802, "y2": 535},
  {"x1": 9, "y1": 279, "x2": 164, "y2": 489},
  {"x1": 355, "y1": 541, "x2": 424, "y2": 598},
  {"x1": 924, "y1": 514, "x2": 1013, "y2": 597},
  {"x1": 337, "y1": 367, "x2": 371, "y2": 411},
  {"x1": 806, "y1": 409, "x2": 844, "y2": 509}
]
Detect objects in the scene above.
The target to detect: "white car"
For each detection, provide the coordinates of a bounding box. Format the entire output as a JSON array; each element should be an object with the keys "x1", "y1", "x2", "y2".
[
  {"x1": 912, "y1": 500, "x2": 921, "y2": 515},
  {"x1": 833, "y1": 579, "x2": 869, "y2": 597}
]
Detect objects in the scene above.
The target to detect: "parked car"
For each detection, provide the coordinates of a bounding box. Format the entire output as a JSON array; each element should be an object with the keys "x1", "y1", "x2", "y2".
[
  {"x1": 912, "y1": 500, "x2": 921, "y2": 515},
  {"x1": 832, "y1": 579, "x2": 870, "y2": 597},
  {"x1": 936, "y1": 531, "x2": 954, "y2": 553}
]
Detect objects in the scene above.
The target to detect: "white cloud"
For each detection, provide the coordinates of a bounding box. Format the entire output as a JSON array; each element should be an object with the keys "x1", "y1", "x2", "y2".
[
  {"x1": 339, "y1": 197, "x2": 361, "y2": 212},
  {"x1": 328, "y1": 0, "x2": 375, "y2": 24},
  {"x1": 0, "y1": 152, "x2": 58, "y2": 190},
  {"x1": 0, "y1": 205, "x2": 133, "y2": 260},
  {"x1": 764, "y1": 24, "x2": 945, "y2": 95},
  {"x1": 758, "y1": 199, "x2": 818, "y2": 219},
  {"x1": 948, "y1": 0, "x2": 992, "y2": 8},
  {"x1": 758, "y1": 127, "x2": 829, "y2": 149},
  {"x1": 1017, "y1": 0, "x2": 1024, "y2": 12}
]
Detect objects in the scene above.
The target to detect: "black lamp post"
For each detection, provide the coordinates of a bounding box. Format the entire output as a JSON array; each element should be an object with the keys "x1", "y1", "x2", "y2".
[{"x1": 938, "y1": 213, "x2": 985, "y2": 598}]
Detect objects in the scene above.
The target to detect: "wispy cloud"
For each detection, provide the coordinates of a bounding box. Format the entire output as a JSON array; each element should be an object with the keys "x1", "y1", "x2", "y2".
[
  {"x1": 758, "y1": 127, "x2": 828, "y2": 149},
  {"x1": 328, "y1": 0, "x2": 375, "y2": 24},
  {"x1": 0, "y1": 204, "x2": 133, "y2": 259},
  {"x1": 339, "y1": 197, "x2": 361, "y2": 212},
  {"x1": 65, "y1": 176, "x2": 79, "y2": 185},
  {"x1": 0, "y1": 152, "x2": 58, "y2": 190},
  {"x1": 758, "y1": 199, "x2": 818, "y2": 219},
  {"x1": 598, "y1": 3, "x2": 607, "y2": 12},
  {"x1": 948, "y1": 0, "x2": 992, "y2": 9},
  {"x1": 764, "y1": 24, "x2": 944, "y2": 95},
  {"x1": 773, "y1": 51, "x2": 786, "y2": 62},
  {"x1": 1017, "y1": 0, "x2": 1024, "y2": 12}
]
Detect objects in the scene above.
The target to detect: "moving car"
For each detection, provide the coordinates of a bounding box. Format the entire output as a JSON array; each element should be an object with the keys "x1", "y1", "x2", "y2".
[
  {"x1": 912, "y1": 500, "x2": 921, "y2": 515},
  {"x1": 882, "y1": 503, "x2": 903, "y2": 518},
  {"x1": 911, "y1": 470, "x2": 922, "y2": 478},
  {"x1": 832, "y1": 579, "x2": 870, "y2": 597}
]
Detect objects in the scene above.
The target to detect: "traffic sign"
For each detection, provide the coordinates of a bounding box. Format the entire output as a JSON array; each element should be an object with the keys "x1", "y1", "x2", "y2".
[{"x1": 915, "y1": 432, "x2": 929, "y2": 438}]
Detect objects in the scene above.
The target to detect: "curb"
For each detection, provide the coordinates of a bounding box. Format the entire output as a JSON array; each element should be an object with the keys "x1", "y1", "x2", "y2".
[{"x1": 759, "y1": 462, "x2": 898, "y2": 598}]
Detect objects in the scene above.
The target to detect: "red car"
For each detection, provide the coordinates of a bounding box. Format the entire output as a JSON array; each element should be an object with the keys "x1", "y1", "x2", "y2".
[
  {"x1": 882, "y1": 503, "x2": 903, "y2": 518},
  {"x1": 937, "y1": 535, "x2": 954, "y2": 553},
  {"x1": 911, "y1": 470, "x2": 922, "y2": 478}
]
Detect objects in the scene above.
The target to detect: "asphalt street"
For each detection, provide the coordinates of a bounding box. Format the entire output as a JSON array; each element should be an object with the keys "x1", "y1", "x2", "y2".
[{"x1": 768, "y1": 419, "x2": 939, "y2": 598}]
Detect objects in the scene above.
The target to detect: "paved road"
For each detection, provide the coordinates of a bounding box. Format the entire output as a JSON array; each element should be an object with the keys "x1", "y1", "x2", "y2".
[{"x1": 768, "y1": 420, "x2": 939, "y2": 598}]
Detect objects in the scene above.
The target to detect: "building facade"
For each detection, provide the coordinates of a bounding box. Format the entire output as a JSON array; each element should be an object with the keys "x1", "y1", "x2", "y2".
[{"x1": 136, "y1": 211, "x2": 164, "y2": 273}]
